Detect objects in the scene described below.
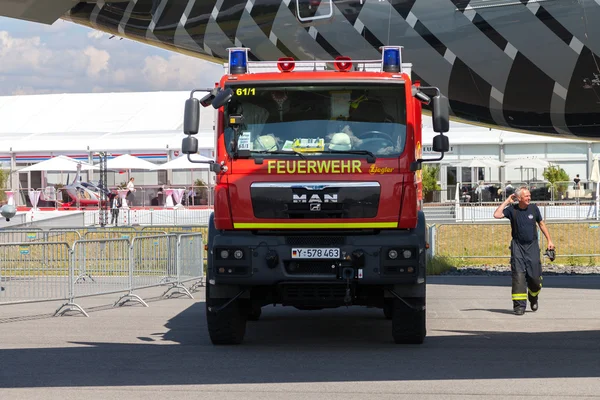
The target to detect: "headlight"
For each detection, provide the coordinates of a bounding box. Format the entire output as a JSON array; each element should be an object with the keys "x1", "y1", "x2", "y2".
[
  {"x1": 403, "y1": 250, "x2": 412, "y2": 259},
  {"x1": 234, "y1": 250, "x2": 243, "y2": 260},
  {"x1": 388, "y1": 250, "x2": 398, "y2": 259},
  {"x1": 220, "y1": 250, "x2": 229, "y2": 259}
]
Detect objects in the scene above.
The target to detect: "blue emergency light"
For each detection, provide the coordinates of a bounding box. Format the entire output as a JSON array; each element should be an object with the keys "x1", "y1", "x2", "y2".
[
  {"x1": 228, "y1": 47, "x2": 249, "y2": 74},
  {"x1": 381, "y1": 46, "x2": 402, "y2": 73}
]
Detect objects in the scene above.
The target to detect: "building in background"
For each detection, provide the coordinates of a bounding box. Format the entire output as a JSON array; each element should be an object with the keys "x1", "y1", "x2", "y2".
[
  {"x1": 0, "y1": 91, "x2": 214, "y2": 198},
  {"x1": 0, "y1": 91, "x2": 598, "y2": 205}
]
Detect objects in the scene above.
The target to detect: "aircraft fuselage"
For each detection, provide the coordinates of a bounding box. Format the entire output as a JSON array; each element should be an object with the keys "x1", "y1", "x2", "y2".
[{"x1": 17, "y1": 0, "x2": 600, "y2": 138}]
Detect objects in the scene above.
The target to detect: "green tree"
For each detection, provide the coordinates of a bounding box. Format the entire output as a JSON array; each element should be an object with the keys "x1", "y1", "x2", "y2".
[
  {"x1": 543, "y1": 165, "x2": 569, "y2": 199},
  {"x1": 0, "y1": 168, "x2": 8, "y2": 203},
  {"x1": 422, "y1": 164, "x2": 441, "y2": 199}
]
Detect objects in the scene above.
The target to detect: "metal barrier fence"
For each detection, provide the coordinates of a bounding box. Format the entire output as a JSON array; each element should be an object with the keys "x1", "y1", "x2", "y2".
[
  {"x1": 83, "y1": 209, "x2": 213, "y2": 227},
  {"x1": 0, "y1": 233, "x2": 204, "y2": 317},
  {"x1": 0, "y1": 242, "x2": 71, "y2": 304},
  {"x1": 430, "y1": 221, "x2": 600, "y2": 264}
]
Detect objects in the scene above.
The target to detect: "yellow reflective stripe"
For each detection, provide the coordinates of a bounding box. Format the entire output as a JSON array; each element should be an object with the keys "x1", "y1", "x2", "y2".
[
  {"x1": 233, "y1": 222, "x2": 398, "y2": 229},
  {"x1": 528, "y1": 288, "x2": 541, "y2": 297},
  {"x1": 512, "y1": 293, "x2": 528, "y2": 300}
]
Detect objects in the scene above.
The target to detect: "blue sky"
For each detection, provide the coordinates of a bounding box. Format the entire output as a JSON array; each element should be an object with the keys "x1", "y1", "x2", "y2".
[{"x1": 0, "y1": 17, "x2": 223, "y2": 96}]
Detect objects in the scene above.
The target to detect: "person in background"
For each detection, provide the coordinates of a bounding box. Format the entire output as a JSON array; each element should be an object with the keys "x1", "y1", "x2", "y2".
[
  {"x1": 493, "y1": 186, "x2": 555, "y2": 315},
  {"x1": 574, "y1": 174, "x2": 581, "y2": 189},
  {"x1": 110, "y1": 191, "x2": 122, "y2": 226},
  {"x1": 505, "y1": 181, "x2": 515, "y2": 198},
  {"x1": 157, "y1": 187, "x2": 164, "y2": 206},
  {"x1": 186, "y1": 187, "x2": 196, "y2": 206},
  {"x1": 126, "y1": 177, "x2": 136, "y2": 205}
]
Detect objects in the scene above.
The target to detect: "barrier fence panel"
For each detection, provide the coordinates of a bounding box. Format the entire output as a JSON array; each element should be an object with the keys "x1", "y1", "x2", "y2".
[
  {"x1": 0, "y1": 242, "x2": 70, "y2": 305},
  {"x1": 1, "y1": 232, "x2": 205, "y2": 316},
  {"x1": 435, "y1": 223, "x2": 513, "y2": 264},
  {"x1": 142, "y1": 226, "x2": 208, "y2": 244},
  {"x1": 84, "y1": 229, "x2": 141, "y2": 241},
  {"x1": 130, "y1": 235, "x2": 178, "y2": 292},
  {"x1": 0, "y1": 229, "x2": 45, "y2": 244},
  {"x1": 541, "y1": 222, "x2": 600, "y2": 264},
  {"x1": 434, "y1": 221, "x2": 600, "y2": 265},
  {"x1": 44, "y1": 229, "x2": 82, "y2": 244},
  {"x1": 70, "y1": 238, "x2": 131, "y2": 301},
  {"x1": 177, "y1": 233, "x2": 204, "y2": 292}
]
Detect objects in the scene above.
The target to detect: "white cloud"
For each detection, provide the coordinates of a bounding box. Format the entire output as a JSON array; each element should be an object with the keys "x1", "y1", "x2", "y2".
[
  {"x1": 141, "y1": 54, "x2": 222, "y2": 90},
  {"x1": 83, "y1": 46, "x2": 110, "y2": 77},
  {"x1": 0, "y1": 26, "x2": 223, "y2": 96},
  {"x1": 87, "y1": 30, "x2": 109, "y2": 40},
  {"x1": 0, "y1": 31, "x2": 49, "y2": 71}
]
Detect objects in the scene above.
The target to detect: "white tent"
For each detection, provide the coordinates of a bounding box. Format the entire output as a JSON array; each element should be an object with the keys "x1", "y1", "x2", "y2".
[
  {"x1": 590, "y1": 158, "x2": 600, "y2": 221},
  {"x1": 504, "y1": 158, "x2": 550, "y2": 169},
  {"x1": 454, "y1": 159, "x2": 504, "y2": 168},
  {"x1": 590, "y1": 157, "x2": 600, "y2": 184},
  {"x1": 19, "y1": 155, "x2": 99, "y2": 172},
  {"x1": 103, "y1": 154, "x2": 157, "y2": 170},
  {"x1": 153, "y1": 155, "x2": 213, "y2": 170}
]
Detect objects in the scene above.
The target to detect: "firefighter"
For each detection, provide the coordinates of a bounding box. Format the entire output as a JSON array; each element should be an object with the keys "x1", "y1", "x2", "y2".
[{"x1": 493, "y1": 186, "x2": 555, "y2": 315}]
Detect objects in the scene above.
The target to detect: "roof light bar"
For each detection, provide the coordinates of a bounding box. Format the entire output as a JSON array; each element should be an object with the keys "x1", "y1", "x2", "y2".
[
  {"x1": 277, "y1": 57, "x2": 295, "y2": 72},
  {"x1": 334, "y1": 56, "x2": 353, "y2": 72},
  {"x1": 380, "y1": 46, "x2": 403, "y2": 73},
  {"x1": 227, "y1": 47, "x2": 249, "y2": 75}
]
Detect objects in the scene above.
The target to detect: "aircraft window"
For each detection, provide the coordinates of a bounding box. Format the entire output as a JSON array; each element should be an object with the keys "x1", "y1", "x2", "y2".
[{"x1": 223, "y1": 84, "x2": 407, "y2": 158}]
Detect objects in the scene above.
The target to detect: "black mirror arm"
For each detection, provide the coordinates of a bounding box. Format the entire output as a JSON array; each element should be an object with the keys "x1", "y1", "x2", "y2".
[
  {"x1": 410, "y1": 152, "x2": 446, "y2": 171},
  {"x1": 186, "y1": 153, "x2": 227, "y2": 173},
  {"x1": 417, "y1": 86, "x2": 441, "y2": 97}
]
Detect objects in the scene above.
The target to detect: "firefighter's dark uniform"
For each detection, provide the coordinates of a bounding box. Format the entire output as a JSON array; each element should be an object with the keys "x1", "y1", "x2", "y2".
[{"x1": 503, "y1": 204, "x2": 543, "y2": 312}]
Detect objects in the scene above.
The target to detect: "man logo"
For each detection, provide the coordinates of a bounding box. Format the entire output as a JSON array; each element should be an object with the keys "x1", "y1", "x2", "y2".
[
  {"x1": 528, "y1": 214, "x2": 534, "y2": 219},
  {"x1": 293, "y1": 194, "x2": 338, "y2": 203},
  {"x1": 310, "y1": 203, "x2": 322, "y2": 212}
]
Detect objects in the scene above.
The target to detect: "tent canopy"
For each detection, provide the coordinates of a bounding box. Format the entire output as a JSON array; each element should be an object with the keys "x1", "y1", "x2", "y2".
[
  {"x1": 454, "y1": 159, "x2": 504, "y2": 168},
  {"x1": 590, "y1": 157, "x2": 600, "y2": 183},
  {"x1": 152, "y1": 154, "x2": 213, "y2": 170},
  {"x1": 504, "y1": 158, "x2": 550, "y2": 169},
  {"x1": 19, "y1": 155, "x2": 99, "y2": 172},
  {"x1": 102, "y1": 154, "x2": 157, "y2": 171}
]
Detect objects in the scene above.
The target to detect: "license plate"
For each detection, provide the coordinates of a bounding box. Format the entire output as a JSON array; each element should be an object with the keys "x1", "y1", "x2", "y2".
[{"x1": 291, "y1": 248, "x2": 340, "y2": 259}]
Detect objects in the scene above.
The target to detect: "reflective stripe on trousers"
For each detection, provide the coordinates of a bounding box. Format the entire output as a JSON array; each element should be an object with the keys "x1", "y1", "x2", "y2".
[{"x1": 510, "y1": 239, "x2": 542, "y2": 310}]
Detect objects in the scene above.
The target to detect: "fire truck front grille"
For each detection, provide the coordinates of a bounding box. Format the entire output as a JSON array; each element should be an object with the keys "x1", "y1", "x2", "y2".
[
  {"x1": 281, "y1": 284, "x2": 347, "y2": 302},
  {"x1": 285, "y1": 261, "x2": 337, "y2": 276}
]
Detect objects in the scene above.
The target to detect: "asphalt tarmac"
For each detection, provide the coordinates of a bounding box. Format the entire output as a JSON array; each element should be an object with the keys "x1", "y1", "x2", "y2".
[{"x1": 1, "y1": 276, "x2": 599, "y2": 399}]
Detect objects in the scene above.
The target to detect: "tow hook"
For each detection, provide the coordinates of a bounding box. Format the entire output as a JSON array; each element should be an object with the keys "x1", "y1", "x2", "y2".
[
  {"x1": 342, "y1": 268, "x2": 354, "y2": 306},
  {"x1": 207, "y1": 290, "x2": 247, "y2": 314}
]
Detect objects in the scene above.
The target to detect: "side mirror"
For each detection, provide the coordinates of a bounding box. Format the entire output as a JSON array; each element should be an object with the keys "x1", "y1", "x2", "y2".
[
  {"x1": 200, "y1": 88, "x2": 219, "y2": 107},
  {"x1": 182, "y1": 136, "x2": 198, "y2": 155},
  {"x1": 432, "y1": 95, "x2": 449, "y2": 133},
  {"x1": 184, "y1": 98, "x2": 200, "y2": 135},
  {"x1": 432, "y1": 134, "x2": 449, "y2": 153},
  {"x1": 212, "y1": 88, "x2": 234, "y2": 109}
]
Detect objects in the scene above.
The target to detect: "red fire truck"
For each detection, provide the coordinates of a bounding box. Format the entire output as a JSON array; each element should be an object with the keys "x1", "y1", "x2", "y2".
[{"x1": 182, "y1": 46, "x2": 450, "y2": 344}]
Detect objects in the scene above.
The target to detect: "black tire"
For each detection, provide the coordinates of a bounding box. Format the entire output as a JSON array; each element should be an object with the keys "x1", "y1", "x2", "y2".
[
  {"x1": 247, "y1": 305, "x2": 262, "y2": 321},
  {"x1": 383, "y1": 300, "x2": 393, "y2": 320},
  {"x1": 206, "y1": 284, "x2": 247, "y2": 345},
  {"x1": 392, "y1": 297, "x2": 426, "y2": 344}
]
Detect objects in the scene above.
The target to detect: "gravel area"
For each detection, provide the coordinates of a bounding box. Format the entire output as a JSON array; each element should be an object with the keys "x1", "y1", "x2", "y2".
[{"x1": 441, "y1": 264, "x2": 600, "y2": 276}]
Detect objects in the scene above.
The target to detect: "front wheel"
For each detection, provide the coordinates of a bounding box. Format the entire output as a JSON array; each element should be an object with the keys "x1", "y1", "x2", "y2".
[
  {"x1": 383, "y1": 299, "x2": 393, "y2": 320},
  {"x1": 206, "y1": 285, "x2": 247, "y2": 345},
  {"x1": 392, "y1": 297, "x2": 426, "y2": 344}
]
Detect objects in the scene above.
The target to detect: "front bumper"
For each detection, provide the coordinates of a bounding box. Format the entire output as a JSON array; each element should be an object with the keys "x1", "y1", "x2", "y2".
[{"x1": 210, "y1": 230, "x2": 426, "y2": 286}]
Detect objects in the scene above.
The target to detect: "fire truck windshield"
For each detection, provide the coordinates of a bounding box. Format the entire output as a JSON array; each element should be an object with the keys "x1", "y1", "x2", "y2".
[{"x1": 223, "y1": 83, "x2": 407, "y2": 158}]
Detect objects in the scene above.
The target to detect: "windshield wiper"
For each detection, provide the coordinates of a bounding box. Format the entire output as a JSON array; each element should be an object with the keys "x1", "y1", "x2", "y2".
[
  {"x1": 319, "y1": 150, "x2": 376, "y2": 163},
  {"x1": 235, "y1": 149, "x2": 306, "y2": 161}
]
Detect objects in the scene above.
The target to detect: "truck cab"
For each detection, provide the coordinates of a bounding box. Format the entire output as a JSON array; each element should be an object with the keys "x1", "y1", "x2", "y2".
[{"x1": 182, "y1": 46, "x2": 450, "y2": 345}]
